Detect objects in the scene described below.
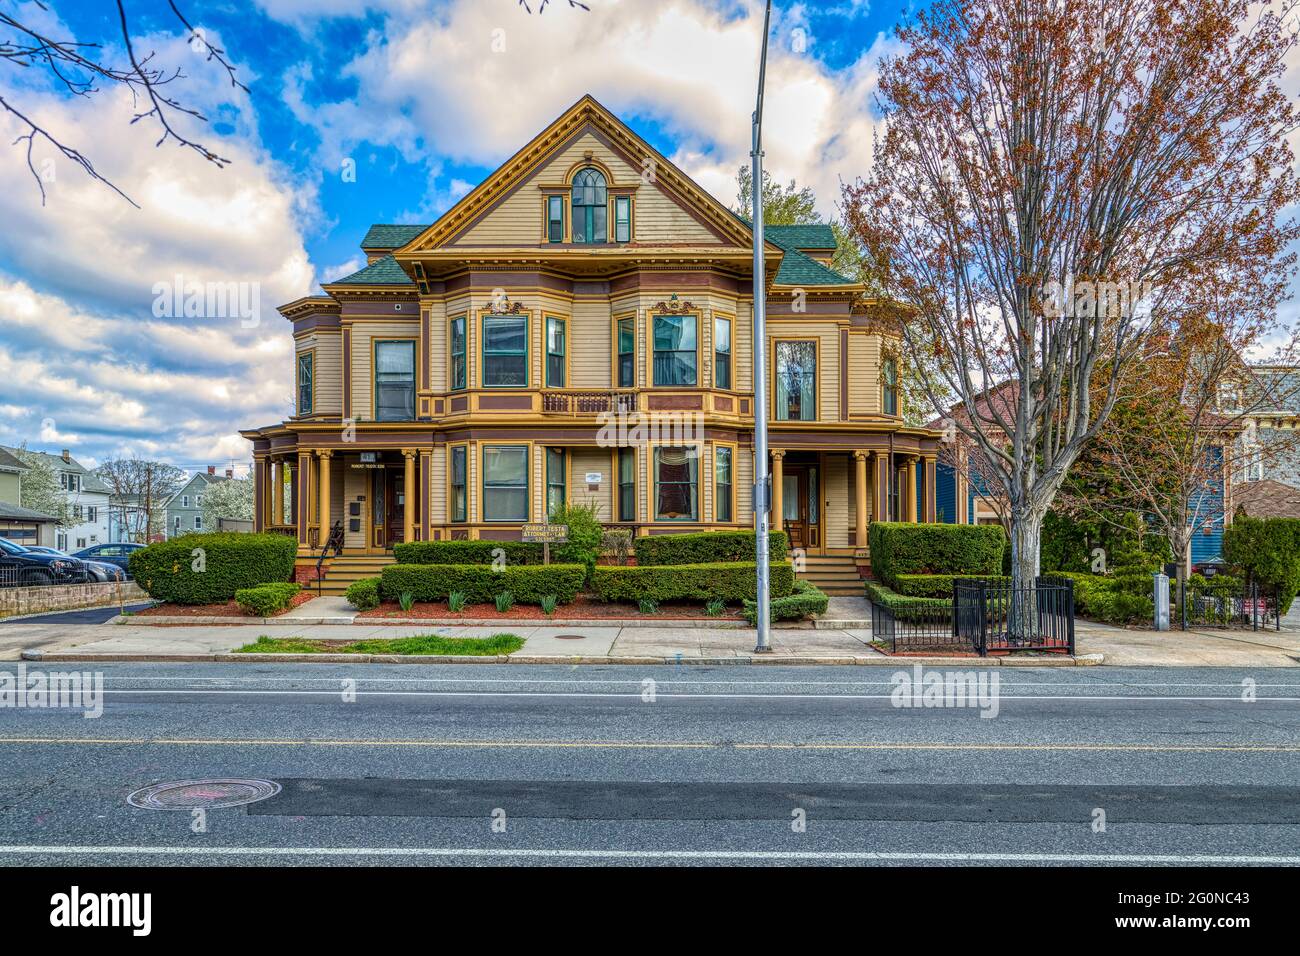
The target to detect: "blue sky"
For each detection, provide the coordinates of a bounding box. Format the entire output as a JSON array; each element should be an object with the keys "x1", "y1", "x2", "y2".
[{"x1": 0, "y1": 0, "x2": 911, "y2": 474}]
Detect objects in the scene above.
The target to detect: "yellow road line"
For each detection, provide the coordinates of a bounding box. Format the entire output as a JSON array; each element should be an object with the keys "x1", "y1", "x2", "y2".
[{"x1": 0, "y1": 737, "x2": 1297, "y2": 753}]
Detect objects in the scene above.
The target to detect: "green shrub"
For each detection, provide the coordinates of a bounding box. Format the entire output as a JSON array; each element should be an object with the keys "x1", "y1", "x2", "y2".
[
  {"x1": 550, "y1": 501, "x2": 604, "y2": 581},
  {"x1": 638, "y1": 598, "x2": 659, "y2": 615},
  {"x1": 590, "y1": 561, "x2": 795, "y2": 603},
  {"x1": 398, "y1": 591, "x2": 415, "y2": 612},
  {"x1": 892, "y1": 574, "x2": 1011, "y2": 599},
  {"x1": 130, "y1": 533, "x2": 297, "y2": 605},
  {"x1": 864, "y1": 580, "x2": 952, "y2": 622},
  {"x1": 541, "y1": 594, "x2": 557, "y2": 616},
  {"x1": 705, "y1": 598, "x2": 726, "y2": 616},
  {"x1": 380, "y1": 564, "x2": 585, "y2": 605},
  {"x1": 344, "y1": 577, "x2": 381, "y2": 611},
  {"x1": 744, "y1": 580, "x2": 829, "y2": 625},
  {"x1": 234, "y1": 582, "x2": 301, "y2": 616},
  {"x1": 601, "y1": 528, "x2": 634, "y2": 565},
  {"x1": 494, "y1": 591, "x2": 515, "y2": 612},
  {"x1": 1057, "y1": 570, "x2": 1159, "y2": 625},
  {"x1": 393, "y1": 540, "x2": 543, "y2": 565},
  {"x1": 1223, "y1": 516, "x2": 1300, "y2": 614},
  {"x1": 633, "y1": 530, "x2": 788, "y2": 566},
  {"x1": 867, "y1": 522, "x2": 1005, "y2": 588},
  {"x1": 447, "y1": 590, "x2": 467, "y2": 612}
]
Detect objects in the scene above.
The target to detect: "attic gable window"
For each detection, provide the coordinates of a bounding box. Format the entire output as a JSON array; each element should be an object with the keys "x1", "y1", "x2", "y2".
[
  {"x1": 571, "y1": 168, "x2": 607, "y2": 243},
  {"x1": 547, "y1": 195, "x2": 564, "y2": 243}
]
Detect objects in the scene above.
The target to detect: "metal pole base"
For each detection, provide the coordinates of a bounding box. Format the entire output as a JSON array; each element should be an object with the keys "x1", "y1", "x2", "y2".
[{"x1": 752, "y1": 645, "x2": 775, "y2": 654}]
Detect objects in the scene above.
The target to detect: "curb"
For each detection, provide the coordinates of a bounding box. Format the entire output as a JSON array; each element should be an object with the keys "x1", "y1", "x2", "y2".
[
  {"x1": 114, "y1": 615, "x2": 759, "y2": 629},
  {"x1": 20, "y1": 649, "x2": 1103, "y2": 666}
]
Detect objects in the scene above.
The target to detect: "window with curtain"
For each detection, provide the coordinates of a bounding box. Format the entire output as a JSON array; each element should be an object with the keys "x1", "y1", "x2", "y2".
[
  {"x1": 546, "y1": 317, "x2": 565, "y2": 387},
  {"x1": 571, "y1": 168, "x2": 607, "y2": 243},
  {"x1": 297, "y1": 352, "x2": 313, "y2": 414},
  {"x1": 617, "y1": 317, "x2": 636, "y2": 388},
  {"x1": 374, "y1": 340, "x2": 415, "y2": 421},
  {"x1": 715, "y1": 446, "x2": 732, "y2": 522},
  {"x1": 546, "y1": 448, "x2": 566, "y2": 518},
  {"x1": 618, "y1": 448, "x2": 636, "y2": 522},
  {"x1": 482, "y1": 446, "x2": 528, "y2": 521},
  {"x1": 483, "y1": 315, "x2": 527, "y2": 387},
  {"x1": 714, "y1": 317, "x2": 731, "y2": 390},
  {"x1": 883, "y1": 357, "x2": 898, "y2": 416},
  {"x1": 450, "y1": 316, "x2": 466, "y2": 390},
  {"x1": 547, "y1": 194, "x2": 564, "y2": 242},
  {"x1": 775, "y1": 340, "x2": 816, "y2": 420},
  {"x1": 614, "y1": 196, "x2": 631, "y2": 243},
  {"x1": 655, "y1": 446, "x2": 698, "y2": 521},
  {"x1": 450, "y1": 447, "x2": 467, "y2": 522},
  {"x1": 653, "y1": 314, "x2": 697, "y2": 386}
]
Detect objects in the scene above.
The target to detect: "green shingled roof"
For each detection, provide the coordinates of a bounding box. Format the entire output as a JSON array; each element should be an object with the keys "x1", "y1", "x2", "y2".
[
  {"x1": 329, "y1": 255, "x2": 416, "y2": 286},
  {"x1": 765, "y1": 230, "x2": 854, "y2": 286},
  {"x1": 361, "y1": 224, "x2": 427, "y2": 249},
  {"x1": 765, "y1": 223, "x2": 837, "y2": 249}
]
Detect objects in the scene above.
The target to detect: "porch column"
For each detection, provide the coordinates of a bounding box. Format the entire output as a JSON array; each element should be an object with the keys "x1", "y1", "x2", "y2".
[
  {"x1": 254, "y1": 457, "x2": 268, "y2": 532},
  {"x1": 270, "y1": 460, "x2": 284, "y2": 526},
  {"x1": 296, "y1": 451, "x2": 312, "y2": 547},
  {"x1": 923, "y1": 454, "x2": 937, "y2": 522},
  {"x1": 873, "y1": 450, "x2": 889, "y2": 522},
  {"x1": 317, "y1": 450, "x2": 332, "y2": 536},
  {"x1": 903, "y1": 456, "x2": 919, "y2": 522},
  {"x1": 854, "y1": 451, "x2": 869, "y2": 548},
  {"x1": 402, "y1": 448, "x2": 416, "y2": 544},
  {"x1": 770, "y1": 451, "x2": 785, "y2": 540}
]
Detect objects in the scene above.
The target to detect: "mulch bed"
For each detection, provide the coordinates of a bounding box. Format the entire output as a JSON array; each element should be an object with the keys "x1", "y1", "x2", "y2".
[
  {"x1": 134, "y1": 591, "x2": 316, "y2": 618},
  {"x1": 357, "y1": 595, "x2": 746, "y2": 622}
]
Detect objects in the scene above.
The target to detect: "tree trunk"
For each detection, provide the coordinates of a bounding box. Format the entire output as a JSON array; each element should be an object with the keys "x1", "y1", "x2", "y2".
[{"x1": 1009, "y1": 509, "x2": 1043, "y2": 589}]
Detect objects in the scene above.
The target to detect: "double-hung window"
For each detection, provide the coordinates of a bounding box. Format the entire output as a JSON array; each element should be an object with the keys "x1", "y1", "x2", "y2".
[
  {"x1": 775, "y1": 341, "x2": 816, "y2": 421},
  {"x1": 297, "y1": 351, "x2": 314, "y2": 414},
  {"x1": 450, "y1": 447, "x2": 467, "y2": 522},
  {"x1": 482, "y1": 315, "x2": 527, "y2": 388},
  {"x1": 374, "y1": 340, "x2": 416, "y2": 420},
  {"x1": 617, "y1": 448, "x2": 636, "y2": 522},
  {"x1": 714, "y1": 317, "x2": 732, "y2": 389},
  {"x1": 654, "y1": 446, "x2": 698, "y2": 521},
  {"x1": 546, "y1": 448, "x2": 566, "y2": 518},
  {"x1": 449, "y1": 316, "x2": 466, "y2": 390},
  {"x1": 546, "y1": 317, "x2": 566, "y2": 388},
  {"x1": 571, "y1": 168, "x2": 607, "y2": 243},
  {"x1": 614, "y1": 196, "x2": 631, "y2": 243},
  {"x1": 617, "y1": 317, "x2": 636, "y2": 388},
  {"x1": 882, "y1": 357, "x2": 899, "y2": 416},
  {"x1": 715, "y1": 446, "x2": 733, "y2": 522},
  {"x1": 546, "y1": 195, "x2": 564, "y2": 243},
  {"x1": 482, "y1": 446, "x2": 528, "y2": 522},
  {"x1": 652, "y1": 314, "x2": 697, "y2": 387}
]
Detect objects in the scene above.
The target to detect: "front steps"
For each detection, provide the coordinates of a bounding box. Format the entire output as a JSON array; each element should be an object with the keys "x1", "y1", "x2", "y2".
[
  {"x1": 297, "y1": 554, "x2": 395, "y2": 596},
  {"x1": 797, "y1": 554, "x2": 865, "y2": 597}
]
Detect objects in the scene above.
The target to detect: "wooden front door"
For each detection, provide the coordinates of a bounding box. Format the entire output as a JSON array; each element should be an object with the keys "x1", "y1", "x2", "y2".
[{"x1": 781, "y1": 464, "x2": 821, "y2": 552}]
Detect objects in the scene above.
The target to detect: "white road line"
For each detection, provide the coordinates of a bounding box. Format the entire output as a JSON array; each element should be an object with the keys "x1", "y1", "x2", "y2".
[
  {"x1": 86, "y1": 677, "x2": 1300, "y2": 688},
  {"x1": 0, "y1": 845, "x2": 1297, "y2": 864}
]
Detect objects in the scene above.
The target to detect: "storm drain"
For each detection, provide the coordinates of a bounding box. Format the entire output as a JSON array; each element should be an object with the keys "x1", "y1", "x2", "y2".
[
  {"x1": 127, "y1": 779, "x2": 281, "y2": 811},
  {"x1": 553, "y1": 634, "x2": 587, "y2": 641}
]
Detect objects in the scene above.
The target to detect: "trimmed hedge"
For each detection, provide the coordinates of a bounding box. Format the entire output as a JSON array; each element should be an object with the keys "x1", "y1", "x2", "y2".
[
  {"x1": 892, "y1": 573, "x2": 1011, "y2": 599},
  {"x1": 1057, "y1": 568, "x2": 1167, "y2": 625},
  {"x1": 591, "y1": 561, "x2": 795, "y2": 603},
  {"x1": 868, "y1": 522, "x2": 1006, "y2": 589},
  {"x1": 743, "y1": 579, "x2": 829, "y2": 625},
  {"x1": 234, "y1": 582, "x2": 301, "y2": 616},
  {"x1": 393, "y1": 540, "x2": 543, "y2": 565},
  {"x1": 1223, "y1": 516, "x2": 1300, "y2": 615},
  {"x1": 130, "y1": 533, "x2": 297, "y2": 605},
  {"x1": 345, "y1": 577, "x2": 381, "y2": 611},
  {"x1": 633, "y1": 530, "x2": 788, "y2": 567},
  {"x1": 864, "y1": 580, "x2": 953, "y2": 622},
  {"x1": 379, "y1": 563, "x2": 585, "y2": 605}
]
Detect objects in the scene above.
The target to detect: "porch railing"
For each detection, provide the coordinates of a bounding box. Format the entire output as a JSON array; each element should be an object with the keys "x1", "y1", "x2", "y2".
[{"x1": 540, "y1": 390, "x2": 637, "y2": 416}]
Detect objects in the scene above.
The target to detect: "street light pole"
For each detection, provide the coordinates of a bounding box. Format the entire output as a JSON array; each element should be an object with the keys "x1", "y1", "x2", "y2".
[{"x1": 751, "y1": 0, "x2": 773, "y2": 653}]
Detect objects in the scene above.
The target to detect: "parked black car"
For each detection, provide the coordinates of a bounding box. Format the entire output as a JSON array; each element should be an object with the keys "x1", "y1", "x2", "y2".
[
  {"x1": 26, "y1": 546, "x2": 124, "y2": 583},
  {"x1": 73, "y1": 542, "x2": 145, "y2": 578},
  {"x1": 0, "y1": 537, "x2": 87, "y2": 586}
]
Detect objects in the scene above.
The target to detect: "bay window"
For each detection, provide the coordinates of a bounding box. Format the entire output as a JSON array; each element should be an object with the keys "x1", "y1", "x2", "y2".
[
  {"x1": 654, "y1": 446, "x2": 698, "y2": 521},
  {"x1": 482, "y1": 315, "x2": 527, "y2": 387},
  {"x1": 450, "y1": 316, "x2": 466, "y2": 390},
  {"x1": 618, "y1": 448, "x2": 636, "y2": 522},
  {"x1": 715, "y1": 446, "x2": 733, "y2": 522},
  {"x1": 297, "y1": 351, "x2": 313, "y2": 414},
  {"x1": 546, "y1": 448, "x2": 566, "y2": 518},
  {"x1": 482, "y1": 445, "x2": 528, "y2": 522},
  {"x1": 775, "y1": 340, "x2": 816, "y2": 421},
  {"x1": 714, "y1": 317, "x2": 731, "y2": 389},
  {"x1": 652, "y1": 314, "x2": 697, "y2": 387},
  {"x1": 617, "y1": 317, "x2": 636, "y2": 388},
  {"x1": 450, "y1": 446, "x2": 467, "y2": 522},
  {"x1": 374, "y1": 340, "x2": 415, "y2": 421},
  {"x1": 883, "y1": 357, "x2": 899, "y2": 416},
  {"x1": 546, "y1": 316, "x2": 566, "y2": 387}
]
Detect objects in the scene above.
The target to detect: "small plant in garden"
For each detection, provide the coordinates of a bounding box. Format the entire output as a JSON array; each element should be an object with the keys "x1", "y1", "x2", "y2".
[
  {"x1": 638, "y1": 598, "x2": 659, "y2": 615},
  {"x1": 447, "y1": 590, "x2": 467, "y2": 612},
  {"x1": 705, "y1": 598, "x2": 725, "y2": 616},
  {"x1": 398, "y1": 591, "x2": 414, "y2": 613},
  {"x1": 541, "y1": 594, "x2": 557, "y2": 616},
  {"x1": 495, "y1": 591, "x2": 515, "y2": 612}
]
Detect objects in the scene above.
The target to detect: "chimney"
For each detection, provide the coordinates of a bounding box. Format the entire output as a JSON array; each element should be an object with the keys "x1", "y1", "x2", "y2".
[
  {"x1": 61, "y1": 449, "x2": 70, "y2": 462},
  {"x1": 207, "y1": 466, "x2": 216, "y2": 475},
  {"x1": 225, "y1": 469, "x2": 234, "y2": 479}
]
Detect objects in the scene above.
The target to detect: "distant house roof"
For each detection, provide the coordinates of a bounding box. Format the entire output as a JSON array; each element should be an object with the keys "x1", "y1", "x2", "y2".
[
  {"x1": 361, "y1": 224, "x2": 427, "y2": 250},
  {"x1": 327, "y1": 254, "x2": 417, "y2": 287},
  {"x1": 0, "y1": 446, "x2": 111, "y2": 494},
  {"x1": 0, "y1": 500, "x2": 58, "y2": 522},
  {"x1": 0, "y1": 447, "x2": 28, "y2": 473},
  {"x1": 1234, "y1": 479, "x2": 1300, "y2": 519}
]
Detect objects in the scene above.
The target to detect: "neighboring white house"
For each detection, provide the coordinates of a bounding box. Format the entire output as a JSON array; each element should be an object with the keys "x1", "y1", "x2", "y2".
[{"x1": 0, "y1": 446, "x2": 112, "y2": 551}]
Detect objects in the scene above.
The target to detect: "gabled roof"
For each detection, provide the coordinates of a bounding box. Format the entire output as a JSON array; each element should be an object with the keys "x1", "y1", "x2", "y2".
[
  {"x1": 327, "y1": 254, "x2": 416, "y2": 288},
  {"x1": 743, "y1": 223, "x2": 856, "y2": 287},
  {"x1": 361, "y1": 224, "x2": 426, "y2": 251},
  {"x1": 0, "y1": 446, "x2": 28, "y2": 473},
  {"x1": 1234, "y1": 478, "x2": 1300, "y2": 519},
  {"x1": 0, "y1": 500, "x2": 57, "y2": 522},
  {"x1": 765, "y1": 223, "x2": 837, "y2": 250},
  {"x1": 0, "y1": 446, "x2": 111, "y2": 494}
]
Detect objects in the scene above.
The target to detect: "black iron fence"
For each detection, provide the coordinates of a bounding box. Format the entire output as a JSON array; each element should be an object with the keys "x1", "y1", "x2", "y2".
[
  {"x1": 1181, "y1": 580, "x2": 1281, "y2": 631},
  {"x1": 869, "y1": 597, "x2": 955, "y2": 653}
]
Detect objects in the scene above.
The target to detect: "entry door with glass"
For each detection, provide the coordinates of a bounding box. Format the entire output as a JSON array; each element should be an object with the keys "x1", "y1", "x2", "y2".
[{"x1": 782, "y1": 465, "x2": 820, "y2": 552}]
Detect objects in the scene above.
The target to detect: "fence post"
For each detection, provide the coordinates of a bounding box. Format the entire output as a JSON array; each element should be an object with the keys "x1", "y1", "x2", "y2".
[
  {"x1": 1066, "y1": 578, "x2": 1076, "y2": 655},
  {"x1": 977, "y1": 585, "x2": 987, "y2": 658}
]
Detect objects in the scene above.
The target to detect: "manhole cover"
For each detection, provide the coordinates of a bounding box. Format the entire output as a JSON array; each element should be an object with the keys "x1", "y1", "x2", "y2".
[
  {"x1": 554, "y1": 634, "x2": 587, "y2": 641},
  {"x1": 127, "y1": 779, "x2": 281, "y2": 811}
]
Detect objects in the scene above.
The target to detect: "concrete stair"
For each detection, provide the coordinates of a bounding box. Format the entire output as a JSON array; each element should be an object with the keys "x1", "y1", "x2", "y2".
[
  {"x1": 797, "y1": 554, "x2": 866, "y2": 597},
  {"x1": 298, "y1": 554, "x2": 395, "y2": 596}
]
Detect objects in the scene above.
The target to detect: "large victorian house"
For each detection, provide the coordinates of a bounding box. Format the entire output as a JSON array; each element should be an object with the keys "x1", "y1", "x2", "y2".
[{"x1": 242, "y1": 96, "x2": 941, "y2": 593}]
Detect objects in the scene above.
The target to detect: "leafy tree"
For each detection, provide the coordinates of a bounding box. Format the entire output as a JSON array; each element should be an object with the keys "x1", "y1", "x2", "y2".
[
  {"x1": 202, "y1": 474, "x2": 255, "y2": 529},
  {"x1": 13, "y1": 446, "x2": 72, "y2": 526}
]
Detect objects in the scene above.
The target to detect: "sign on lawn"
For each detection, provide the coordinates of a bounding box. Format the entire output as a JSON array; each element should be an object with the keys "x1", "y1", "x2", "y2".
[{"x1": 521, "y1": 523, "x2": 569, "y2": 544}]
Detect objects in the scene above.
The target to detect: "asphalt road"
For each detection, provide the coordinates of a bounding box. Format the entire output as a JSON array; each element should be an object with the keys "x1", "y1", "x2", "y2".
[{"x1": 1, "y1": 662, "x2": 1298, "y2": 866}]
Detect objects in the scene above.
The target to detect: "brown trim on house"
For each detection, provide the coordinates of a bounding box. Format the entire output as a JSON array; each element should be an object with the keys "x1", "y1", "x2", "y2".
[
  {"x1": 341, "y1": 326, "x2": 352, "y2": 419},
  {"x1": 646, "y1": 394, "x2": 703, "y2": 411},
  {"x1": 478, "y1": 395, "x2": 533, "y2": 411},
  {"x1": 840, "y1": 329, "x2": 849, "y2": 421}
]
